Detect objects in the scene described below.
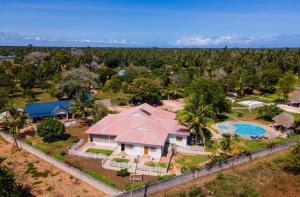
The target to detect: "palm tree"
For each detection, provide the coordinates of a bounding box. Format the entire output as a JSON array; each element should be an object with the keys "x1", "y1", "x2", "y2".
[
  {"x1": 176, "y1": 101, "x2": 213, "y2": 145},
  {"x1": 70, "y1": 91, "x2": 94, "y2": 123},
  {"x1": 0, "y1": 104, "x2": 27, "y2": 153}
]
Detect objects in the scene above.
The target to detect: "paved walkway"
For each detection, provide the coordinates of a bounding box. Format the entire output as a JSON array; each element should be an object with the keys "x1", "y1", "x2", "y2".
[{"x1": 277, "y1": 104, "x2": 300, "y2": 114}]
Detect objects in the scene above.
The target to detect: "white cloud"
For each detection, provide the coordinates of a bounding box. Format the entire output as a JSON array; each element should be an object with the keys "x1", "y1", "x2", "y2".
[{"x1": 175, "y1": 34, "x2": 281, "y2": 46}]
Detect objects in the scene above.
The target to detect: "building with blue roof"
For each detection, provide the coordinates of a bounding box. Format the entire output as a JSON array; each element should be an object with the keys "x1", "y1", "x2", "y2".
[{"x1": 25, "y1": 100, "x2": 72, "y2": 121}]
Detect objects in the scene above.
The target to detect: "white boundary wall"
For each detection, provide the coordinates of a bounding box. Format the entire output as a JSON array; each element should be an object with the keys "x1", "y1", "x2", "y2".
[{"x1": 0, "y1": 132, "x2": 121, "y2": 196}]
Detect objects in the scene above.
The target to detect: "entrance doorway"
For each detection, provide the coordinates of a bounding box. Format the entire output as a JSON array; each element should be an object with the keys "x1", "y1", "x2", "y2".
[
  {"x1": 121, "y1": 144, "x2": 125, "y2": 151},
  {"x1": 144, "y1": 146, "x2": 149, "y2": 155}
]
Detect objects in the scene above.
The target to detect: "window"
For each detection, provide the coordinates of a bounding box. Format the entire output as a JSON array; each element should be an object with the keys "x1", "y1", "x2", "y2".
[
  {"x1": 150, "y1": 147, "x2": 157, "y2": 152},
  {"x1": 176, "y1": 136, "x2": 183, "y2": 142},
  {"x1": 125, "y1": 144, "x2": 133, "y2": 149}
]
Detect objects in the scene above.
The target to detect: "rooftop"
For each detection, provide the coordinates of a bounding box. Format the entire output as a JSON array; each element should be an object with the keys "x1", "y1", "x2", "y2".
[
  {"x1": 25, "y1": 100, "x2": 72, "y2": 118},
  {"x1": 86, "y1": 103, "x2": 188, "y2": 146}
]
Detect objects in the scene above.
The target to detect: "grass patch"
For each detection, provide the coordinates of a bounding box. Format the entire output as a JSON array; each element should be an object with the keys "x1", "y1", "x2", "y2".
[
  {"x1": 241, "y1": 140, "x2": 269, "y2": 153},
  {"x1": 86, "y1": 148, "x2": 113, "y2": 156},
  {"x1": 145, "y1": 162, "x2": 167, "y2": 168},
  {"x1": 52, "y1": 152, "x2": 66, "y2": 162},
  {"x1": 32, "y1": 180, "x2": 43, "y2": 185},
  {"x1": 112, "y1": 158, "x2": 129, "y2": 163},
  {"x1": 46, "y1": 186, "x2": 54, "y2": 192},
  {"x1": 158, "y1": 173, "x2": 176, "y2": 181},
  {"x1": 81, "y1": 168, "x2": 116, "y2": 188},
  {"x1": 176, "y1": 155, "x2": 210, "y2": 172},
  {"x1": 26, "y1": 163, "x2": 51, "y2": 178},
  {"x1": 125, "y1": 182, "x2": 142, "y2": 191}
]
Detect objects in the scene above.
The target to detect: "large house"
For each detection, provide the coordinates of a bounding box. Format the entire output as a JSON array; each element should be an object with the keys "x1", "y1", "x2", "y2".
[{"x1": 86, "y1": 103, "x2": 189, "y2": 158}]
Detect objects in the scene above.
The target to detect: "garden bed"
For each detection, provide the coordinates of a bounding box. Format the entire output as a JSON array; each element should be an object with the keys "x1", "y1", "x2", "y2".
[{"x1": 64, "y1": 156, "x2": 156, "y2": 190}]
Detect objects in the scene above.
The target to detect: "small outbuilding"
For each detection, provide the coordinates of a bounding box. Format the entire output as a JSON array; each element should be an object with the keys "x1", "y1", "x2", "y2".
[
  {"x1": 272, "y1": 112, "x2": 296, "y2": 133},
  {"x1": 288, "y1": 91, "x2": 300, "y2": 107},
  {"x1": 25, "y1": 100, "x2": 72, "y2": 122}
]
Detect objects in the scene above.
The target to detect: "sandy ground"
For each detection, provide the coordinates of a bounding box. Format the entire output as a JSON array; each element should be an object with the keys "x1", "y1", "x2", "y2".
[
  {"x1": 159, "y1": 99, "x2": 184, "y2": 112},
  {"x1": 0, "y1": 138, "x2": 106, "y2": 197},
  {"x1": 149, "y1": 149, "x2": 299, "y2": 197}
]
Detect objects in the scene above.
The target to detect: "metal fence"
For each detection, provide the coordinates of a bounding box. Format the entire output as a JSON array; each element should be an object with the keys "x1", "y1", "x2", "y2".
[
  {"x1": 0, "y1": 132, "x2": 121, "y2": 196},
  {"x1": 115, "y1": 140, "x2": 299, "y2": 197},
  {"x1": 68, "y1": 139, "x2": 107, "y2": 160},
  {"x1": 110, "y1": 160, "x2": 131, "y2": 169},
  {"x1": 137, "y1": 165, "x2": 166, "y2": 173}
]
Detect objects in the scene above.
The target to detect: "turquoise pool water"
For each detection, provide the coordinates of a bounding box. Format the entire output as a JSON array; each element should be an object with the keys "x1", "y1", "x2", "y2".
[
  {"x1": 234, "y1": 123, "x2": 266, "y2": 136},
  {"x1": 218, "y1": 125, "x2": 230, "y2": 130}
]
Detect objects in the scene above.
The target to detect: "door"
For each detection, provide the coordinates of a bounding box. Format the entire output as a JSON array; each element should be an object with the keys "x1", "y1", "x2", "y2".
[
  {"x1": 121, "y1": 144, "x2": 125, "y2": 151},
  {"x1": 144, "y1": 146, "x2": 149, "y2": 155}
]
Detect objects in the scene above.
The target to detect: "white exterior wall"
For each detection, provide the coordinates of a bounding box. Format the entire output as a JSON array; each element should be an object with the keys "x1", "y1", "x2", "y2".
[
  {"x1": 89, "y1": 134, "x2": 117, "y2": 147},
  {"x1": 116, "y1": 142, "x2": 162, "y2": 158},
  {"x1": 167, "y1": 134, "x2": 187, "y2": 147}
]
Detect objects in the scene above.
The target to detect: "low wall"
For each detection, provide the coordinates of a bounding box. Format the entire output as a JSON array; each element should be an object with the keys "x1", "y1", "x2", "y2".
[
  {"x1": 0, "y1": 132, "x2": 121, "y2": 196},
  {"x1": 116, "y1": 140, "x2": 298, "y2": 197}
]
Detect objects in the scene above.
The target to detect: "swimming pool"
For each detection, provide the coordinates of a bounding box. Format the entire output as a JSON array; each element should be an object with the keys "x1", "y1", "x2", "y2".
[{"x1": 234, "y1": 123, "x2": 266, "y2": 136}]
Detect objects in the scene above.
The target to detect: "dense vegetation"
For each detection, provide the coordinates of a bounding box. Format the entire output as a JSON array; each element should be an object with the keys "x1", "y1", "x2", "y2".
[{"x1": 0, "y1": 47, "x2": 299, "y2": 111}]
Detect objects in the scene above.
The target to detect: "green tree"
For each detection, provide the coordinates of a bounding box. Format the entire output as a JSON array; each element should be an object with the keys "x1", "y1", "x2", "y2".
[
  {"x1": 129, "y1": 77, "x2": 161, "y2": 104},
  {"x1": 70, "y1": 91, "x2": 94, "y2": 123},
  {"x1": 176, "y1": 99, "x2": 213, "y2": 145},
  {"x1": 276, "y1": 71, "x2": 297, "y2": 100},
  {"x1": 37, "y1": 118, "x2": 65, "y2": 142},
  {"x1": 59, "y1": 68, "x2": 97, "y2": 98},
  {"x1": 90, "y1": 103, "x2": 110, "y2": 123},
  {"x1": 185, "y1": 77, "x2": 231, "y2": 114},
  {"x1": 0, "y1": 104, "x2": 27, "y2": 153},
  {"x1": 104, "y1": 75, "x2": 122, "y2": 93}
]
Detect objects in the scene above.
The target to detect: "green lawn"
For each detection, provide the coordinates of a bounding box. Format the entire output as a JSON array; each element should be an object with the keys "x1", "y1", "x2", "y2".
[
  {"x1": 144, "y1": 162, "x2": 167, "y2": 168},
  {"x1": 176, "y1": 155, "x2": 210, "y2": 171},
  {"x1": 86, "y1": 148, "x2": 113, "y2": 156},
  {"x1": 112, "y1": 158, "x2": 129, "y2": 163}
]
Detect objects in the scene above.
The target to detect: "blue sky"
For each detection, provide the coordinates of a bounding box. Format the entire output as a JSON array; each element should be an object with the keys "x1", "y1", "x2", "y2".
[{"x1": 1, "y1": 0, "x2": 300, "y2": 47}]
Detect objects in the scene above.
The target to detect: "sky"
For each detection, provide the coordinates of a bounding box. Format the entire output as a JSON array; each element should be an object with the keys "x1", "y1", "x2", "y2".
[{"x1": 1, "y1": 0, "x2": 300, "y2": 47}]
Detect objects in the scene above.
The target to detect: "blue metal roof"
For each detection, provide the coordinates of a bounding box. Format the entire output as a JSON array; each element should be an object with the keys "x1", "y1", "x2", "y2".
[{"x1": 25, "y1": 100, "x2": 72, "y2": 118}]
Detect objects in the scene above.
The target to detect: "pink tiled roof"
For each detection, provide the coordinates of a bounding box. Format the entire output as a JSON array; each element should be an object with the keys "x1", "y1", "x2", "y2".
[{"x1": 86, "y1": 103, "x2": 188, "y2": 146}]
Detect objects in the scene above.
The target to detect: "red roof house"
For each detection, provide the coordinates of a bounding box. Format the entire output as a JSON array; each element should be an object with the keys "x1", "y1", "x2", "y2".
[{"x1": 86, "y1": 103, "x2": 188, "y2": 158}]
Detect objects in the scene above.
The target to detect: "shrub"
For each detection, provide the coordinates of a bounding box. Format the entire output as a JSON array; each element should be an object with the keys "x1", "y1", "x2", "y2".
[
  {"x1": 158, "y1": 173, "x2": 176, "y2": 181},
  {"x1": 125, "y1": 182, "x2": 142, "y2": 191},
  {"x1": 284, "y1": 143, "x2": 300, "y2": 174},
  {"x1": 256, "y1": 105, "x2": 283, "y2": 121},
  {"x1": 188, "y1": 186, "x2": 205, "y2": 197},
  {"x1": 37, "y1": 118, "x2": 65, "y2": 142},
  {"x1": 116, "y1": 168, "x2": 130, "y2": 177}
]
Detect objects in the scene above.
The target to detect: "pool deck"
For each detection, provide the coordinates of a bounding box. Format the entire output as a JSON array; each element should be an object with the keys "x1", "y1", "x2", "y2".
[{"x1": 212, "y1": 120, "x2": 283, "y2": 140}]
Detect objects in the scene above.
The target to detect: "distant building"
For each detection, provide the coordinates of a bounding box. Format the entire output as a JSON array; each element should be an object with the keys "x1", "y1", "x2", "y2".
[
  {"x1": 118, "y1": 69, "x2": 126, "y2": 76},
  {"x1": 0, "y1": 56, "x2": 14, "y2": 60},
  {"x1": 25, "y1": 100, "x2": 72, "y2": 121},
  {"x1": 288, "y1": 91, "x2": 300, "y2": 107}
]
